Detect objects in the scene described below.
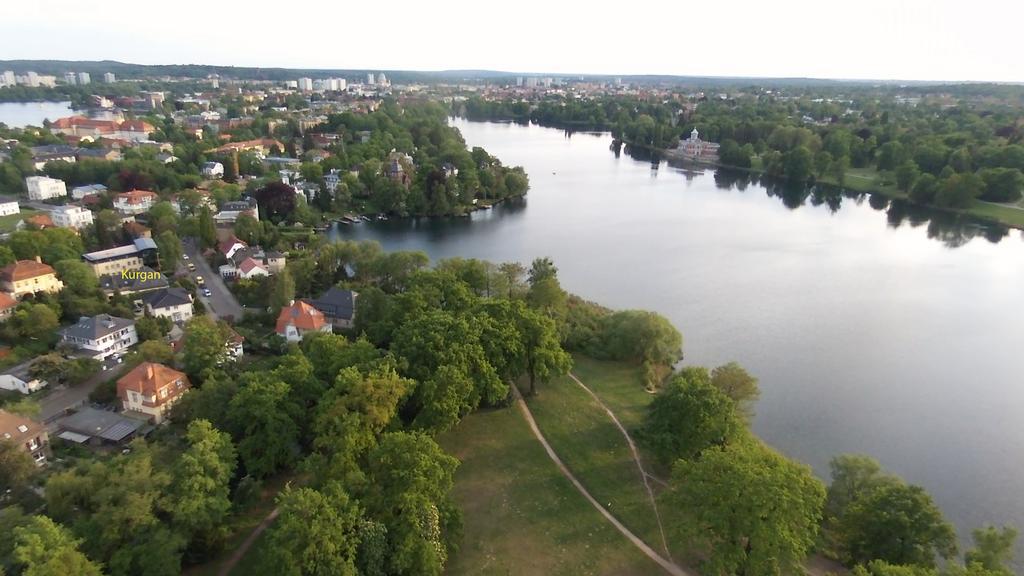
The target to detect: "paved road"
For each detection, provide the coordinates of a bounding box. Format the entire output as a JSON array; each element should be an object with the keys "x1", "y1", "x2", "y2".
[
  {"x1": 182, "y1": 240, "x2": 244, "y2": 321},
  {"x1": 39, "y1": 361, "x2": 124, "y2": 422}
]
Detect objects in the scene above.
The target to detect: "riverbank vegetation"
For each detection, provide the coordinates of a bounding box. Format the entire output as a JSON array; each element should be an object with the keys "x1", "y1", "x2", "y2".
[{"x1": 460, "y1": 87, "x2": 1024, "y2": 228}]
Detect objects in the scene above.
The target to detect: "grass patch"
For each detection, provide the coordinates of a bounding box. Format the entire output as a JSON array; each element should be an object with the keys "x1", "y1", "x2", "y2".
[
  {"x1": 523, "y1": 357, "x2": 685, "y2": 563},
  {"x1": 438, "y1": 404, "x2": 661, "y2": 576},
  {"x1": 0, "y1": 209, "x2": 38, "y2": 233}
]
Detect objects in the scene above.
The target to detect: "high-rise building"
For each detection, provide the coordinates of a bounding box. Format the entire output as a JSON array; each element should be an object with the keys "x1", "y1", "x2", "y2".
[
  {"x1": 366, "y1": 73, "x2": 375, "y2": 85},
  {"x1": 0, "y1": 71, "x2": 14, "y2": 87},
  {"x1": 297, "y1": 77, "x2": 313, "y2": 91},
  {"x1": 64, "y1": 72, "x2": 77, "y2": 85},
  {"x1": 103, "y1": 72, "x2": 116, "y2": 83},
  {"x1": 77, "y1": 72, "x2": 90, "y2": 85},
  {"x1": 516, "y1": 77, "x2": 524, "y2": 87},
  {"x1": 377, "y1": 73, "x2": 388, "y2": 86}
]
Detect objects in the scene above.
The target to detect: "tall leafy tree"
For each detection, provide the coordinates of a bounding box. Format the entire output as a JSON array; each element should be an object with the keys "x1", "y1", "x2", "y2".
[
  {"x1": 663, "y1": 440, "x2": 825, "y2": 576},
  {"x1": 13, "y1": 516, "x2": 104, "y2": 576},
  {"x1": 227, "y1": 374, "x2": 299, "y2": 478},
  {"x1": 0, "y1": 439, "x2": 37, "y2": 493},
  {"x1": 965, "y1": 526, "x2": 1017, "y2": 575},
  {"x1": 262, "y1": 483, "x2": 363, "y2": 576},
  {"x1": 710, "y1": 362, "x2": 760, "y2": 422},
  {"x1": 641, "y1": 367, "x2": 741, "y2": 463},
  {"x1": 171, "y1": 419, "x2": 237, "y2": 560}
]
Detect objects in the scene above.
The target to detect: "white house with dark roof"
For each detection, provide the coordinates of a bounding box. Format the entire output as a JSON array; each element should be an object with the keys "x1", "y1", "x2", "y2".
[
  {"x1": 58, "y1": 314, "x2": 138, "y2": 360},
  {"x1": 0, "y1": 360, "x2": 48, "y2": 395},
  {"x1": 142, "y1": 288, "x2": 194, "y2": 323}
]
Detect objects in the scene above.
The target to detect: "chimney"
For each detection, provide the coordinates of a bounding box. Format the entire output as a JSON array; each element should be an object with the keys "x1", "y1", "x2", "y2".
[
  {"x1": 34, "y1": 256, "x2": 41, "y2": 263},
  {"x1": 146, "y1": 364, "x2": 154, "y2": 379}
]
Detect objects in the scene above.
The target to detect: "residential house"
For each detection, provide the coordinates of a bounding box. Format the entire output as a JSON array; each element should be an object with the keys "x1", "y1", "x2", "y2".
[
  {"x1": 76, "y1": 148, "x2": 121, "y2": 162},
  {"x1": 122, "y1": 221, "x2": 152, "y2": 239},
  {"x1": 117, "y1": 362, "x2": 191, "y2": 424},
  {"x1": 0, "y1": 292, "x2": 17, "y2": 320},
  {"x1": 324, "y1": 169, "x2": 343, "y2": 192},
  {"x1": 225, "y1": 327, "x2": 244, "y2": 360},
  {"x1": 304, "y1": 286, "x2": 358, "y2": 329},
  {"x1": 275, "y1": 300, "x2": 332, "y2": 342},
  {"x1": 50, "y1": 204, "x2": 94, "y2": 230},
  {"x1": 28, "y1": 146, "x2": 77, "y2": 170},
  {"x1": 49, "y1": 116, "x2": 118, "y2": 138},
  {"x1": 0, "y1": 201, "x2": 19, "y2": 216},
  {"x1": 211, "y1": 138, "x2": 284, "y2": 157},
  {"x1": 114, "y1": 120, "x2": 155, "y2": 142},
  {"x1": 25, "y1": 175, "x2": 68, "y2": 200},
  {"x1": 155, "y1": 152, "x2": 178, "y2": 164},
  {"x1": 71, "y1": 183, "x2": 107, "y2": 200},
  {"x1": 236, "y1": 257, "x2": 269, "y2": 279},
  {"x1": 386, "y1": 152, "x2": 413, "y2": 187},
  {"x1": 58, "y1": 314, "x2": 138, "y2": 360},
  {"x1": 218, "y1": 246, "x2": 285, "y2": 279},
  {"x1": 214, "y1": 199, "x2": 259, "y2": 225},
  {"x1": 113, "y1": 190, "x2": 159, "y2": 215},
  {"x1": 0, "y1": 257, "x2": 64, "y2": 298},
  {"x1": 82, "y1": 238, "x2": 157, "y2": 277},
  {"x1": 0, "y1": 410, "x2": 50, "y2": 466},
  {"x1": 218, "y1": 236, "x2": 247, "y2": 260},
  {"x1": 98, "y1": 265, "x2": 168, "y2": 297},
  {"x1": 202, "y1": 161, "x2": 224, "y2": 178},
  {"x1": 0, "y1": 360, "x2": 48, "y2": 395},
  {"x1": 142, "y1": 288, "x2": 194, "y2": 323}
]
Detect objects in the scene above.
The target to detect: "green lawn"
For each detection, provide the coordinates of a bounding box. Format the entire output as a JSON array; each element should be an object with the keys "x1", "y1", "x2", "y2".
[
  {"x1": 438, "y1": 403, "x2": 662, "y2": 576},
  {"x1": 0, "y1": 209, "x2": 38, "y2": 233}
]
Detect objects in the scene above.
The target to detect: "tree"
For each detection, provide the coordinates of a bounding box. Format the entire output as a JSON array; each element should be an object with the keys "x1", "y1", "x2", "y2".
[
  {"x1": 227, "y1": 374, "x2": 299, "y2": 478},
  {"x1": 135, "y1": 316, "x2": 172, "y2": 342},
  {"x1": 517, "y1": 306, "x2": 571, "y2": 395},
  {"x1": 182, "y1": 316, "x2": 230, "y2": 380},
  {"x1": 496, "y1": 261, "x2": 526, "y2": 299},
  {"x1": 13, "y1": 516, "x2": 104, "y2": 576},
  {"x1": 527, "y1": 257, "x2": 557, "y2": 285},
  {"x1": 365, "y1": 432, "x2": 460, "y2": 576},
  {"x1": 896, "y1": 161, "x2": 921, "y2": 192},
  {"x1": 910, "y1": 173, "x2": 938, "y2": 204},
  {"x1": 964, "y1": 526, "x2": 1017, "y2": 575},
  {"x1": 197, "y1": 206, "x2": 216, "y2": 250},
  {"x1": 155, "y1": 230, "x2": 182, "y2": 273},
  {"x1": 784, "y1": 146, "x2": 814, "y2": 183},
  {"x1": 55, "y1": 259, "x2": 98, "y2": 296},
  {"x1": 11, "y1": 303, "x2": 60, "y2": 342},
  {"x1": 838, "y1": 482, "x2": 957, "y2": 567},
  {"x1": 171, "y1": 420, "x2": 237, "y2": 560},
  {"x1": 0, "y1": 440, "x2": 37, "y2": 493},
  {"x1": 599, "y1": 310, "x2": 682, "y2": 384},
  {"x1": 641, "y1": 367, "x2": 741, "y2": 463},
  {"x1": 233, "y1": 213, "x2": 262, "y2": 245},
  {"x1": 525, "y1": 276, "x2": 567, "y2": 320},
  {"x1": 262, "y1": 483, "x2": 363, "y2": 576},
  {"x1": 0, "y1": 244, "x2": 15, "y2": 267},
  {"x1": 269, "y1": 267, "x2": 296, "y2": 312},
  {"x1": 255, "y1": 180, "x2": 297, "y2": 222},
  {"x1": 978, "y1": 168, "x2": 1024, "y2": 202},
  {"x1": 934, "y1": 172, "x2": 985, "y2": 209},
  {"x1": 663, "y1": 440, "x2": 825, "y2": 576},
  {"x1": 710, "y1": 362, "x2": 760, "y2": 422}
]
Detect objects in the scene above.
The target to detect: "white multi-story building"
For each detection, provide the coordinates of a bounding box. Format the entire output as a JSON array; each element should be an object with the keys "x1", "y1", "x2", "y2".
[
  {"x1": 0, "y1": 71, "x2": 15, "y2": 87},
  {"x1": 297, "y1": 77, "x2": 313, "y2": 91},
  {"x1": 366, "y1": 73, "x2": 375, "y2": 85},
  {"x1": 377, "y1": 73, "x2": 388, "y2": 86},
  {"x1": 25, "y1": 176, "x2": 68, "y2": 200},
  {"x1": 50, "y1": 204, "x2": 94, "y2": 230},
  {"x1": 0, "y1": 201, "x2": 20, "y2": 217},
  {"x1": 63, "y1": 72, "x2": 77, "y2": 85},
  {"x1": 77, "y1": 72, "x2": 90, "y2": 85},
  {"x1": 103, "y1": 72, "x2": 115, "y2": 83},
  {"x1": 58, "y1": 314, "x2": 138, "y2": 360}
]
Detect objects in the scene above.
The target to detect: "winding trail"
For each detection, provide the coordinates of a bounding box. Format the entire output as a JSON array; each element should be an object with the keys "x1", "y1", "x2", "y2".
[
  {"x1": 215, "y1": 507, "x2": 280, "y2": 576},
  {"x1": 511, "y1": 384, "x2": 690, "y2": 576},
  {"x1": 567, "y1": 372, "x2": 674, "y2": 561}
]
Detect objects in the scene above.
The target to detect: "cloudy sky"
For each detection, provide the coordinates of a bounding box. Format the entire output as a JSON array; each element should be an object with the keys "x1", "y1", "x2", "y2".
[{"x1": 4, "y1": 0, "x2": 1021, "y2": 82}]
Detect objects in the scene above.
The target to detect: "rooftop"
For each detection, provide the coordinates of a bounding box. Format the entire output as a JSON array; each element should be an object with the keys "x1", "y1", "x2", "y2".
[{"x1": 59, "y1": 314, "x2": 134, "y2": 341}]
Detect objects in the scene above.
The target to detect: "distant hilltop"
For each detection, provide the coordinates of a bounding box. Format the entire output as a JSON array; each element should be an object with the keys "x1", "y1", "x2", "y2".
[{"x1": 1, "y1": 59, "x2": 1013, "y2": 87}]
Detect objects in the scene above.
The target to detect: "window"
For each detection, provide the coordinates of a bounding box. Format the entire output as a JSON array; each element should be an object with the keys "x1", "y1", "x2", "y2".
[{"x1": 17, "y1": 424, "x2": 28, "y2": 433}]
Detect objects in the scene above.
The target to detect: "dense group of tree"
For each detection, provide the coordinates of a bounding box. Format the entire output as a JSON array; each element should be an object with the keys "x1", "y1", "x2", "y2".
[{"x1": 638, "y1": 359, "x2": 1018, "y2": 575}]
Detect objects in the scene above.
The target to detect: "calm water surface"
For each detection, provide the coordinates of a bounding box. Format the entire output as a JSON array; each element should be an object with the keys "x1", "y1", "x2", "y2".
[
  {"x1": 0, "y1": 101, "x2": 74, "y2": 128},
  {"x1": 333, "y1": 119, "x2": 1024, "y2": 555}
]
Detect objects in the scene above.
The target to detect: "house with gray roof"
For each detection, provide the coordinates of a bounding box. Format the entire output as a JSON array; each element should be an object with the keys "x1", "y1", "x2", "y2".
[
  {"x1": 56, "y1": 407, "x2": 149, "y2": 445},
  {"x1": 98, "y1": 265, "x2": 169, "y2": 297},
  {"x1": 58, "y1": 314, "x2": 138, "y2": 360},
  {"x1": 304, "y1": 286, "x2": 358, "y2": 329},
  {"x1": 141, "y1": 288, "x2": 194, "y2": 323}
]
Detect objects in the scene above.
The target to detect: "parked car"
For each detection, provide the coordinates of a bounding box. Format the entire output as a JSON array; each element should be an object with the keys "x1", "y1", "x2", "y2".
[
  {"x1": 195, "y1": 275, "x2": 205, "y2": 286},
  {"x1": 182, "y1": 254, "x2": 189, "y2": 260},
  {"x1": 187, "y1": 263, "x2": 196, "y2": 272},
  {"x1": 202, "y1": 288, "x2": 212, "y2": 297}
]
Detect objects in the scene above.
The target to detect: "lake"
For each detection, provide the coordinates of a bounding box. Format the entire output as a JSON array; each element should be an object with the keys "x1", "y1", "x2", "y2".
[
  {"x1": 0, "y1": 100, "x2": 74, "y2": 128},
  {"x1": 332, "y1": 118, "x2": 1024, "y2": 557}
]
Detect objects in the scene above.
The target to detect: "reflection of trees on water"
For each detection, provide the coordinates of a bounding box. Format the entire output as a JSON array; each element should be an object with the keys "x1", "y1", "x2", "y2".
[{"x1": 711, "y1": 168, "x2": 1012, "y2": 248}]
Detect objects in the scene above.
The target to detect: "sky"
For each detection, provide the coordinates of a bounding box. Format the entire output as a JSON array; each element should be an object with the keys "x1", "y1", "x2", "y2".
[{"x1": 3, "y1": 0, "x2": 1022, "y2": 82}]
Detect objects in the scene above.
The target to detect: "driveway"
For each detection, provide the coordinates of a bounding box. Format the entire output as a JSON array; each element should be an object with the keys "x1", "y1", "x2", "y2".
[
  {"x1": 39, "y1": 361, "x2": 124, "y2": 422},
  {"x1": 182, "y1": 240, "x2": 244, "y2": 321}
]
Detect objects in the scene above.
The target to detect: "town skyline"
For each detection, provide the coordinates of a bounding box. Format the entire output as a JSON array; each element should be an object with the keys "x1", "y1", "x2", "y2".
[{"x1": 5, "y1": 0, "x2": 1022, "y2": 83}]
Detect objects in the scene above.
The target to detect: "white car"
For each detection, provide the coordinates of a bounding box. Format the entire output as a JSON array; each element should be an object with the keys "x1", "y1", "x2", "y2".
[
  {"x1": 202, "y1": 288, "x2": 212, "y2": 297},
  {"x1": 182, "y1": 254, "x2": 189, "y2": 260}
]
